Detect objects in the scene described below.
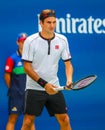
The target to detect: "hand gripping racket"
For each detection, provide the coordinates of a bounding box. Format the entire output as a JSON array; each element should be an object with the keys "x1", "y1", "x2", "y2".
[{"x1": 55, "y1": 75, "x2": 97, "y2": 91}]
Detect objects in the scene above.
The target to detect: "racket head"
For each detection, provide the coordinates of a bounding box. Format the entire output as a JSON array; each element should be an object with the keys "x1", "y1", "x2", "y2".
[{"x1": 71, "y1": 75, "x2": 97, "y2": 90}]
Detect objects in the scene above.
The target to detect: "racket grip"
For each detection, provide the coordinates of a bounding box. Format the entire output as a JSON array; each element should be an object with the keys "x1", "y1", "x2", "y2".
[{"x1": 55, "y1": 87, "x2": 65, "y2": 91}]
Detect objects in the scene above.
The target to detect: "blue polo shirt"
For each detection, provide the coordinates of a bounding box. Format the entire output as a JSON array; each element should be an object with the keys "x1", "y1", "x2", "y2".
[{"x1": 5, "y1": 50, "x2": 26, "y2": 97}]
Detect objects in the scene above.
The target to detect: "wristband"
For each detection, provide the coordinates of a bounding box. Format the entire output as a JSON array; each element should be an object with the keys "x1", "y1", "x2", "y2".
[{"x1": 37, "y1": 78, "x2": 48, "y2": 88}]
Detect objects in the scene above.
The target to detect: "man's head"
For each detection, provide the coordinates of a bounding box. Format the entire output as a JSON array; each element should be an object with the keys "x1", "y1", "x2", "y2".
[
  {"x1": 16, "y1": 33, "x2": 28, "y2": 53},
  {"x1": 39, "y1": 9, "x2": 56, "y2": 36},
  {"x1": 17, "y1": 33, "x2": 28, "y2": 42}
]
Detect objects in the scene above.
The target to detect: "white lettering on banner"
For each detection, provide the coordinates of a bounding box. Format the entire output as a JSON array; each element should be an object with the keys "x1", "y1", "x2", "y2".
[{"x1": 37, "y1": 14, "x2": 105, "y2": 34}]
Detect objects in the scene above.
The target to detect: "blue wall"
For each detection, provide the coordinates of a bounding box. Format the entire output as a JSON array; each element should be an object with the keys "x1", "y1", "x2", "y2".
[{"x1": 0, "y1": 0, "x2": 105, "y2": 130}]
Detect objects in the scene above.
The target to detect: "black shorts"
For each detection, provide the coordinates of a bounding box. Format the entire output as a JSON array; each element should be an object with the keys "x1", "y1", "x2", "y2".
[{"x1": 24, "y1": 89, "x2": 68, "y2": 116}]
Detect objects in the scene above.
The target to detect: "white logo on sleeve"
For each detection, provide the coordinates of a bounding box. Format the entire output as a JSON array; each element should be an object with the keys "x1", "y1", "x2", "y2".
[{"x1": 5, "y1": 65, "x2": 10, "y2": 70}]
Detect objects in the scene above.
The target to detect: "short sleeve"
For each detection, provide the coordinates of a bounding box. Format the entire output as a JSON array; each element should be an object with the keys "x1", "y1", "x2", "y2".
[
  {"x1": 61, "y1": 37, "x2": 72, "y2": 61},
  {"x1": 22, "y1": 38, "x2": 34, "y2": 62},
  {"x1": 5, "y1": 57, "x2": 14, "y2": 73}
]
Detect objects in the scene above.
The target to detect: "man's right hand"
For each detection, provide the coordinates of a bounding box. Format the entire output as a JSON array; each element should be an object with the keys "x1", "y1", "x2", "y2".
[{"x1": 44, "y1": 83, "x2": 58, "y2": 95}]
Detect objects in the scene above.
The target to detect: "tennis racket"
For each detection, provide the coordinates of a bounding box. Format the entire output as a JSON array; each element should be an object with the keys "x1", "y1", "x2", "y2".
[{"x1": 55, "y1": 75, "x2": 97, "y2": 91}]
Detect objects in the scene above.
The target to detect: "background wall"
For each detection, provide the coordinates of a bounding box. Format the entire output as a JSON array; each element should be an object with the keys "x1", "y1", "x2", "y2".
[{"x1": 0, "y1": 0, "x2": 105, "y2": 130}]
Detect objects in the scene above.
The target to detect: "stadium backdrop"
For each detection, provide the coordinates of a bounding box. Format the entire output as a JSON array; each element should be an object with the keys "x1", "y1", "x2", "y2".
[{"x1": 0, "y1": 0, "x2": 105, "y2": 130}]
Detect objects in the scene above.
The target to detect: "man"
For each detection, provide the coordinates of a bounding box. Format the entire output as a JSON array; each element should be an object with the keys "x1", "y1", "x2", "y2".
[
  {"x1": 21, "y1": 9, "x2": 73, "y2": 130},
  {"x1": 4, "y1": 33, "x2": 35, "y2": 130}
]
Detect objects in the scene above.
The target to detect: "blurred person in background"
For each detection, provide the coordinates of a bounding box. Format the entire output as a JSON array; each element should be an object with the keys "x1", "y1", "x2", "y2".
[{"x1": 4, "y1": 33, "x2": 35, "y2": 130}]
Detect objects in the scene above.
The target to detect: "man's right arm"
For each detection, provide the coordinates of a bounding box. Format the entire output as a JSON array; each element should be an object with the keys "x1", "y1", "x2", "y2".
[
  {"x1": 24, "y1": 61, "x2": 40, "y2": 82},
  {"x1": 4, "y1": 57, "x2": 14, "y2": 88},
  {"x1": 24, "y1": 61, "x2": 58, "y2": 95},
  {"x1": 4, "y1": 73, "x2": 11, "y2": 88}
]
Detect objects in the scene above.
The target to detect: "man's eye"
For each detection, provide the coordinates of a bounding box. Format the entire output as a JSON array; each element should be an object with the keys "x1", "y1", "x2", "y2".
[{"x1": 47, "y1": 22, "x2": 51, "y2": 24}]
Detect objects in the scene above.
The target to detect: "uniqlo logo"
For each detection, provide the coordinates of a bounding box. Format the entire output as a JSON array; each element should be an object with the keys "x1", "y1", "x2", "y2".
[{"x1": 55, "y1": 45, "x2": 59, "y2": 49}]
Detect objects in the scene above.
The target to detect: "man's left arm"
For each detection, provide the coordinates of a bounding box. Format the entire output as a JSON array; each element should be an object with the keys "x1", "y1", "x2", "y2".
[{"x1": 64, "y1": 60, "x2": 73, "y2": 86}]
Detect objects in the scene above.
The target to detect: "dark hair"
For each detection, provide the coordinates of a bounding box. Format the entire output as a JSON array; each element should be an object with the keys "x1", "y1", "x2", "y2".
[{"x1": 39, "y1": 9, "x2": 56, "y2": 22}]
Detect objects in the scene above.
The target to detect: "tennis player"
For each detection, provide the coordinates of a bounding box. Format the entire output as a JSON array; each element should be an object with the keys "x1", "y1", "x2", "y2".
[
  {"x1": 21, "y1": 9, "x2": 73, "y2": 130},
  {"x1": 4, "y1": 33, "x2": 35, "y2": 130}
]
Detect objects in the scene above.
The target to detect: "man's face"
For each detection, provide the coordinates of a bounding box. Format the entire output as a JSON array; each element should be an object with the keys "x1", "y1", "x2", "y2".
[
  {"x1": 40, "y1": 17, "x2": 56, "y2": 35},
  {"x1": 17, "y1": 40, "x2": 25, "y2": 50}
]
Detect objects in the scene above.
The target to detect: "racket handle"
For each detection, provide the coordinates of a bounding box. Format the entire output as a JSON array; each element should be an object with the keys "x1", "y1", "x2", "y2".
[{"x1": 55, "y1": 86, "x2": 65, "y2": 91}]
